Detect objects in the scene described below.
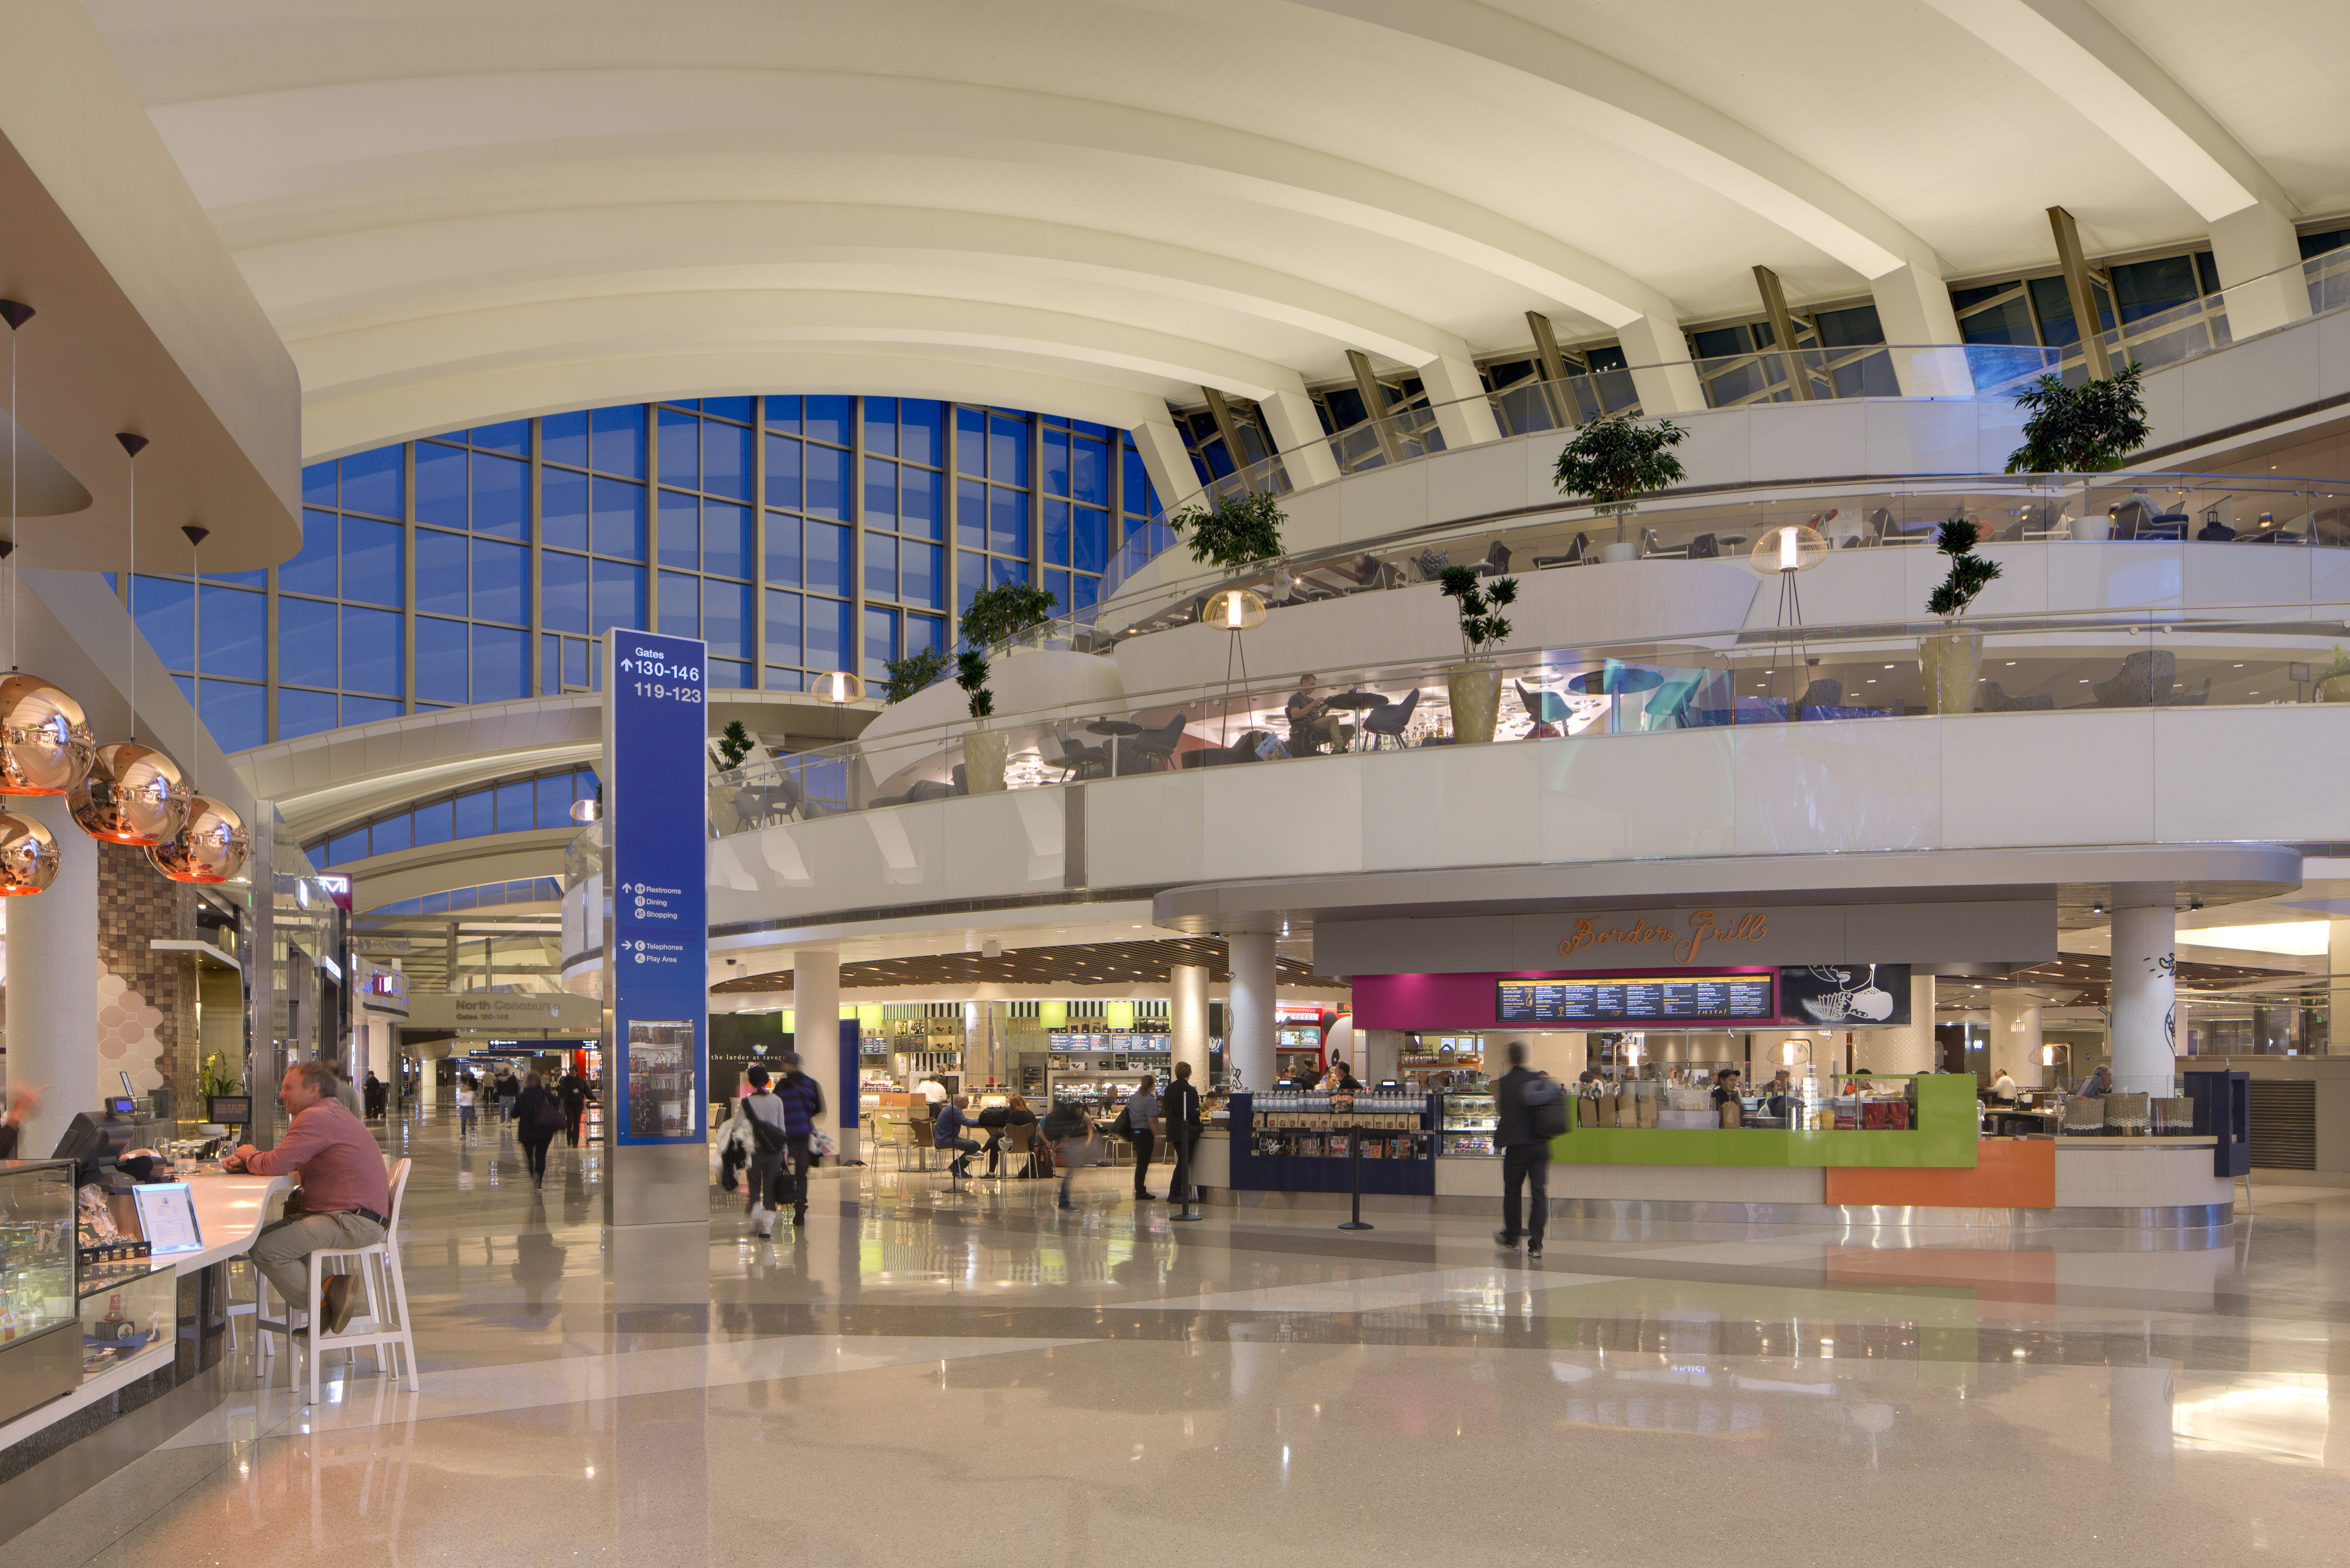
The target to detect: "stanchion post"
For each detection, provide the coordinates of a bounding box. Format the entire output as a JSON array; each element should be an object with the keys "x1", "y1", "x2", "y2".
[{"x1": 1338, "y1": 1123, "x2": 1373, "y2": 1231}]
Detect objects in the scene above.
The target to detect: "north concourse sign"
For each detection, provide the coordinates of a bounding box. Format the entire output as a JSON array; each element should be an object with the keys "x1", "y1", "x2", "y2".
[{"x1": 603, "y1": 632, "x2": 709, "y2": 1149}]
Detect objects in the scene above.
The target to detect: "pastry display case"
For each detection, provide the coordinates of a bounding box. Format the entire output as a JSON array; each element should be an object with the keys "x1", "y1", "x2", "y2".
[
  {"x1": 1440, "y1": 1091, "x2": 1499, "y2": 1157},
  {"x1": 0, "y1": 1159, "x2": 83, "y2": 1426}
]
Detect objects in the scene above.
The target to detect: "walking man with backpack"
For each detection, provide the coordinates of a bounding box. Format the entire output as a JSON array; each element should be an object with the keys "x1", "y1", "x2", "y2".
[
  {"x1": 1495, "y1": 1041, "x2": 1563, "y2": 1260},
  {"x1": 769, "y1": 1052, "x2": 825, "y2": 1227}
]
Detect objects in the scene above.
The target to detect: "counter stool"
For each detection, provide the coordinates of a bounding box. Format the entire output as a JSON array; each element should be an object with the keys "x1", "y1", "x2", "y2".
[
  {"x1": 997, "y1": 1123, "x2": 1035, "y2": 1182},
  {"x1": 257, "y1": 1157, "x2": 422, "y2": 1405},
  {"x1": 225, "y1": 1185, "x2": 294, "y2": 1358}
]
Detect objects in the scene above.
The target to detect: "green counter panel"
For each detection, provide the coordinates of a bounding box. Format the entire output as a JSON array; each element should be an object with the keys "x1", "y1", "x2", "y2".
[{"x1": 1549, "y1": 1076, "x2": 1979, "y2": 1168}]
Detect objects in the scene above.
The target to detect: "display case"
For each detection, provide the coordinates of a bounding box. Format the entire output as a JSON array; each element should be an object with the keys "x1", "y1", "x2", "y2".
[
  {"x1": 1440, "y1": 1092, "x2": 1499, "y2": 1157},
  {"x1": 77, "y1": 1263, "x2": 172, "y2": 1377},
  {"x1": 1225, "y1": 1093, "x2": 1438, "y2": 1196},
  {"x1": 0, "y1": 1159, "x2": 83, "y2": 1426}
]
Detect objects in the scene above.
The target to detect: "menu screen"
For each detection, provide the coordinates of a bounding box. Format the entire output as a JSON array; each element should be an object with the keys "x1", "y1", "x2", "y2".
[{"x1": 1496, "y1": 975, "x2": 1774, "y2": 1025}]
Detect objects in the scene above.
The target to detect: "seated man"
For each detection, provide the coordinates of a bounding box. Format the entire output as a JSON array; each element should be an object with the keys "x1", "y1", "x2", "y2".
[
  {"x1": 1284, "y1": 674, "x2": 1348, "y2": 755},
  {"x1": 932, "y1": 1093, "x2": 981, "y2": 1179},
  {"x1": 225, "y1": 1060, "x2": 392, "y2": 1335}
]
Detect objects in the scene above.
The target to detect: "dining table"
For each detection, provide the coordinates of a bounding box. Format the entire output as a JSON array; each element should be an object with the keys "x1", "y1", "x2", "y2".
[
  {"x1": 1086, "y1": 718, "x2": 1143, "y2": 776},
  {"x1": 1567, "y1": 665, "x2": 1664, "y2": 734},
  {"x1": 1320, "y1": 691, "x2": 1388, "y2": 751}
]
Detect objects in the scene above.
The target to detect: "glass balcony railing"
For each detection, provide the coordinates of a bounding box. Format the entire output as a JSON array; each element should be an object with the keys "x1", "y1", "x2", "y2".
[
  {"x1": 1102, "y1": 249, "x2": 2350, "y2": 600},
  {"x1": 702, "y1": 602, "x2": 2350, "y2": 836},
  {"x1": 1021, "y1": 470, "x2": 2347, "y2": 657}
]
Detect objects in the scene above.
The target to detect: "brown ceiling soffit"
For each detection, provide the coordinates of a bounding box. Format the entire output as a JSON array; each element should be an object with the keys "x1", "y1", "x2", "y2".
[{"x1": 709, "y1": 939, "x2": 1346, "y2": 993}]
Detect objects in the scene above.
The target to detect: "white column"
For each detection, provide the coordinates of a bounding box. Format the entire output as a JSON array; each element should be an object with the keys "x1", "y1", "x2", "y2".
[
  {"x1": 1360, "y1": 1027, "x2": 1404, "y2": 1083},
  {"x1": 794, "y1": 948, "x2": 853, "y2": 1161},
  {"x1": 1615, "y1": 313, "x2": 1705, "y2": 415},
  {"x1": 1869, "y1": 262, "x2": 1974, "y2": 395},
  {"x1": 1170, "y1": 964, "x2": 1210, "y2": 1086},
  {"x1": 1226, "y1": 932, "x2": 1276, "y2": 1092},
  {"x1": 6, "y1": 796, "x2": 97, "y2": 1155},
  {"x1": 1991, "y1": 993, "x2": 2046, "y2": 1089},
  {"x1": 1256, "y1": 377, "x2": 1341, "y2": 487},
  {"x1": 1851, "y1": 976, "x2": 1938, "y2": 1075},
  {"x1": 2209, "y1": 204, "x2": 2311, "y2": 339},
  {"x1": 2110, "y1": 898, "x2": 2178, "y2": 1097},
  {"x1": 1128, "y1": 416, "x2": 1204, "y2": 514},
  {"x1": 1417, "y1": 355, "x2": 1504, "y2": 447},
  {"x1": 2329, "y1": 921, "x2": 2350, "y2": 1063}
]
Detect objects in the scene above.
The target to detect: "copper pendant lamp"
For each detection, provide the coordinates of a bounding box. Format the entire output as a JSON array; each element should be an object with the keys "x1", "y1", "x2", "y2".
[
  {"x1": 0, "y1": 298, "x2": 93, "y2": 799},
  {"x1": 70, "y1": 433, "x2": 191, "y2": 844},
  {"x1": 0, "y1": 300, "x2": 64, "y2": 895},
  {"x1": 146, "y1": 523, "x2": 248, "y2": 885}
]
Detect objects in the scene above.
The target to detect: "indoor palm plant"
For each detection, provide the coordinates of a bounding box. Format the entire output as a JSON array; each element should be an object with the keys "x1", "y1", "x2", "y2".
[
  {"x1": 2319, "y1": 644, "x2": 2350, "y2": 704},
  {"x1": 1551, "y1": 412, "x2": 1689, "y2": 557},
  {"x1": 2004, "y1": 362, "x2": 2150, "y2": 539},
  {"x1": 1437, "y1": 565, "x2": 1517, "y2": 742},
  {"x1": 1918, "y1": 518, "x2": 2005, "y2": 714},
  {"x1": 953, "y1": 581, "x2": 1058, "y2": 792}
]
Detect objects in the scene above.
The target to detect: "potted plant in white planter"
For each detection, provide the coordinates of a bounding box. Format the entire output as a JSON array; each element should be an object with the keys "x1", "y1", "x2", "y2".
[
  {"x1": 1437, "y1": 565, "x2": 1517, "y2": 743},
  {"x1": 2003, "y1": 363, "x2": 2150, "y2": 539},
  {"x1": 1551, "y1": 412, "x2": 1688, "y2": 560},
  {"x1": 953, "y1": 581, "x2": 1058, "y2": 793},
  {"x1": 1920, "y1": 518, "x2": 2004, "y2": 714},
  {"x1": 2318, "y1": 645, "x2": 2350, "y2": 704}
]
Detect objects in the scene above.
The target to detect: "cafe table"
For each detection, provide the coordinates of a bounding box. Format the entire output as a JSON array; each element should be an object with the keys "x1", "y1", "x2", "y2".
[
  {"x1": 1567, "y1": 665, "x2": 1664, "y2": 734},
  {"x1": 1086, "y1": 718, "x2": 1143, "y2": 776},
  {"x1": 1320, "y1": 691, "x2": 1389, "y2": 751}
]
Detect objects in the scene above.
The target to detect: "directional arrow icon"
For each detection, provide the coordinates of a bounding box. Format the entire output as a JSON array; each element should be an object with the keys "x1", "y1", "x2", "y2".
[{"x1": 621, "y1": 658, "x2": 634, "y2": 671}]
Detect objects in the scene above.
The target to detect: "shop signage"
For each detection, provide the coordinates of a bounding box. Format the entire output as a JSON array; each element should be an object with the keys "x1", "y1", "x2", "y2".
[
  {"x1": 604, "y1": 632, "x2": 709, "y2": 1147},
  {"x1": 1316, "y1": 900, "x2": 2052, "y2": 978},
  {"x1": 407, "y1": 992, "x2": 598, "y2": 1031},
  {"x1": 1558, "y1": 909, "x2": 1769, "y2": 967},
  {"x1": 1498, "y1": 973, "x2": 1773, "y2": 1025}
]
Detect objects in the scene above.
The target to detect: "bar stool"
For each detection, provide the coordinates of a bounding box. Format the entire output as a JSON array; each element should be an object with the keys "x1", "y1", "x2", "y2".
[
  {"x1": 257, "y1": 1158, "x2": 422, "y2": 1404},
  {"x1": 997, "y1": 1123, "x2": 1035, "y2": 1182}
]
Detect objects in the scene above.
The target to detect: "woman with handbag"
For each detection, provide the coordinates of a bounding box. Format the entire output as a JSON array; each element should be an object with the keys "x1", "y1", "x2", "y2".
[{"x1": 512, "y1": 1071, "x2": 564, "y2": 1189}]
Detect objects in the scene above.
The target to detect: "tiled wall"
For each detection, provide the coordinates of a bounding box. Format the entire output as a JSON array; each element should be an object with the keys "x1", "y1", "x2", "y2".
[{"x1": 94, "y1": 842, "x2": 201, "y2": 1112}]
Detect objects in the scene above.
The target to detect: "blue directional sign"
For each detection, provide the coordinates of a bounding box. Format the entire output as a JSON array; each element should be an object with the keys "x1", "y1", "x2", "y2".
[{"x1": 604, "y1": 631, "x2": 708, "y2": 1146}]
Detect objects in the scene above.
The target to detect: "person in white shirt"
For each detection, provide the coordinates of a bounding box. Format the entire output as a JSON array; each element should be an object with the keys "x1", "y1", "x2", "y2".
[
  {"x1": 1989, "y1": 1068, "x2": 2018, "y2": 1102},
  {"x1": 919, "y1": 1076, "x2": 948, "y2": 1108},
  {"x1": 455, "y1": 1073, "x2": 478, "y2": 1139}
]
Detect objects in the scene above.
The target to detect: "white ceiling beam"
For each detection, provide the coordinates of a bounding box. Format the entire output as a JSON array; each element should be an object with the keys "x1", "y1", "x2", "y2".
[
  {"x1": 149, "y1": 69, "x2": 1685, "y2": 330},
  {"x1": 1917, "y1": 0, "x2": 2296, "y2": 223}
]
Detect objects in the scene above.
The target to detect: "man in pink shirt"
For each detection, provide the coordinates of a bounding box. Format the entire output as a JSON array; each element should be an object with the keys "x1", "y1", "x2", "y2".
[{"x1": 225, "y1": 1060, "x2": 392, "y2": 1334}]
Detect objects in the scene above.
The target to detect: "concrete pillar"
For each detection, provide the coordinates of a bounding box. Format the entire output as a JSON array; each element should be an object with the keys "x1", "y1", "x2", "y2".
[
  {"x1": 1869, "y1": 262, "x2": 1974, "y2": 395},
  {"x1": 2209, "y1": 204, "x2": 2311, "y2": 339},
  {"x1": 794, "y1": 948, "x2": 853, "y2": 1162},
  {"x1": 1170, "y1": 964, "x2": 1210, "y2": 1086},
  {"x1": 1256, "y1": 377, "x2": 1342, "y2": 487},
  {"x1": 2110, "y1": 897, "x2": 2177, "y2": 1097},
  {"x1": 6, "y1": 796, "x2": 97, "y2": 1155},
  {"x1": 1615, "y1": 313, "x2": 1706, "y2": 414},
  {"x1": 1128, "y1": 416, "x2": 1204, "y2": 515},
  {"x1": 1991, "y1": 993, "x2": 2045, "y2": 1088},
  {"x1": 2330, "y1": 921, "x2": 2350, "y2": 1063},
  {"x1": 1226, "y1": 932, "x2": 1276, "y2": 1092},
  {"x1": 1851, "y1": 975, "x2": 1937, "y2": 1075},
  {"x1": 1417, "y1": 355, "x2": 1504, "y2": 447}
]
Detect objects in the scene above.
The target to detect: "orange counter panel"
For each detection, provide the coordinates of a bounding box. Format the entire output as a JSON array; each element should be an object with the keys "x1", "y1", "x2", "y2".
[{"x1": 1824, "y1": 1139, "x2": 2053, "y2": 1209}]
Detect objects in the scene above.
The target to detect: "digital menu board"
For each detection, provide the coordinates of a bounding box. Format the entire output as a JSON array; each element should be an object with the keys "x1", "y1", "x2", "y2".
[{"x1": 1496, "y1": 975, "x2": 1774, "y2": 1025}]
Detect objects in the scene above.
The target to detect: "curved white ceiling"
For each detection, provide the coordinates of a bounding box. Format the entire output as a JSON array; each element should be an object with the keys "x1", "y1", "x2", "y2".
[{"x1": 81, "y1": 0, "x2": 2349, "y2": 460}]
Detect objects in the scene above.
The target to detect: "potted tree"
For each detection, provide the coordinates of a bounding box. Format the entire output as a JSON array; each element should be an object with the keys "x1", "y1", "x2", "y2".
[
  {"x1": 715, "y1": 719, "x2": 757, "y2": 770},
  {"x1": 1437, "y1": 566, "x2": 1517, "y2": 742},
  {"x1": 2318, "y1": 645, "x2": 2350, "y2": 704},
  {"x1": 1551, "y1": 412, "x2": 1689, "y2": 560},
  {"x1": 1919, "y1": 518, "x2": 2005, "y2": 714},
  {"x1": 953, "y1": 581, "x2": 1058, "y2": 793},
  {"x1": 2003, "y1": 363, "x2": 2150, "y2": 539},
  {"x1": 1168, "y1": 489, "x2": 1286, "y2": 573},
  {"x1": 880, "y1": 646, "x2": 948, "y2": 705}
]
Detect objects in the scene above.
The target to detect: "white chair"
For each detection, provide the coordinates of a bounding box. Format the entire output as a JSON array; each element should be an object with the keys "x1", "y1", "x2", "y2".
[
  {"x1": 259, "y1": 1157, "x2": 422, "y2": 1404},
  {"x1": 224, "y1": 1185, "x2": 293, "y2": 1358}
]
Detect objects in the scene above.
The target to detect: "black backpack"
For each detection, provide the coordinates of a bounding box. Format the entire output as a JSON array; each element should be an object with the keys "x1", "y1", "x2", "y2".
[{"x1": 1520, "y1": 1074, "x2": 1568, "y2": 1139}]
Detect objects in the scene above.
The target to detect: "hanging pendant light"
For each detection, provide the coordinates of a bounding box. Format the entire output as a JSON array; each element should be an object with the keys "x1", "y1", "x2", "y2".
[
  {"x1": 0, "y1": 808, "x2": 58, "y2": 895},
  {"x1": 148, "y1": 523, "x2": 248, "y2": 885},
  {"x1": 71, "y1": 433, "x2": 191, "y2": 844},
  {"x1": 0, "y1": 299, "x2": 94, "y2": 798}
]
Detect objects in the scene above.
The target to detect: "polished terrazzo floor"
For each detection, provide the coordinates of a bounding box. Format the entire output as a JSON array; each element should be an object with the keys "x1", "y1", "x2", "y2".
[{"x1": 12, "y1": 1111, "x2": 2350, "y2": 1565}]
